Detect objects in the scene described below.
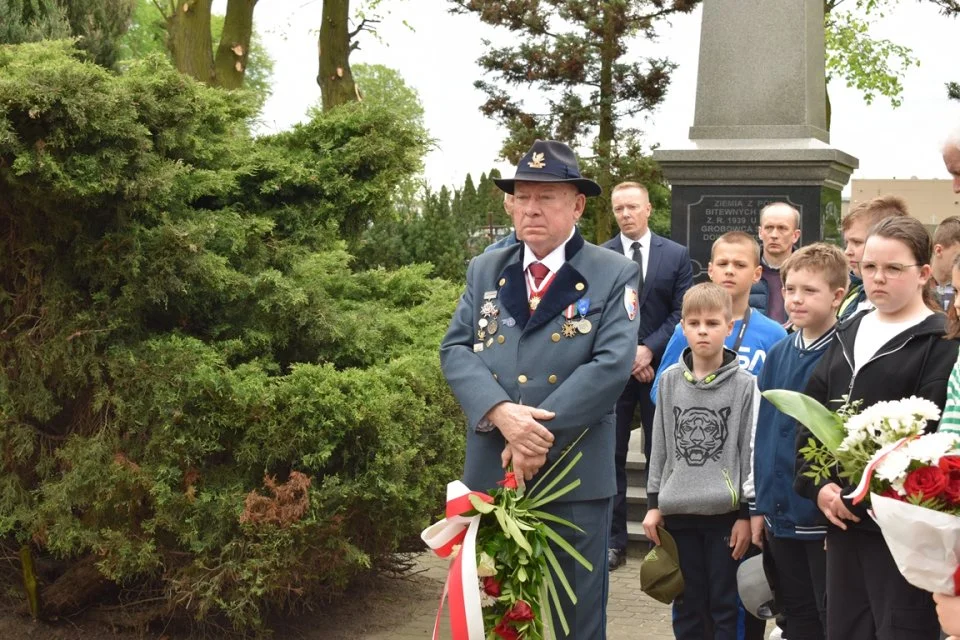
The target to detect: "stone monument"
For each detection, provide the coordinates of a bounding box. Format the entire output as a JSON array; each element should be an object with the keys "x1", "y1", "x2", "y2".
[{"x1": 654, "y1": 0, "x2": 858, "y2": 279}]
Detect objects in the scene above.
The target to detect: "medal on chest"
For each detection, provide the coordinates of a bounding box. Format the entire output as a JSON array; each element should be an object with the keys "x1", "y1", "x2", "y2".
[{"x1": 526, "y1": 269, "x2": 555, "y2": 312}]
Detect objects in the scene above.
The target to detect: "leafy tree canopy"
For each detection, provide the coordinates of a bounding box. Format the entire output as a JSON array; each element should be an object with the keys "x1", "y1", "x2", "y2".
[{"x1": 448, "y1": 0, "x2": 698, "y2": 243}]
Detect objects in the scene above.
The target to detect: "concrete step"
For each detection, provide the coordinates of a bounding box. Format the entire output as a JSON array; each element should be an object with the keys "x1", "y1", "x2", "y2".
[
  {"x1": 624, "y1": 430, "x2": 651, "y2": 554},
  {"x1": 625, "y1": 454, "x2": 646, "y2": 489},
  {"x1": 626, "y1": 485, "x2": 648, "y2": 523}
]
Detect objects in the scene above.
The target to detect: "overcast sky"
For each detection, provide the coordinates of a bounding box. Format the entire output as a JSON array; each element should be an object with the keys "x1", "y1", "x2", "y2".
[{"x1": 229, "y1": 1, "x2": 960, "y2": 193}]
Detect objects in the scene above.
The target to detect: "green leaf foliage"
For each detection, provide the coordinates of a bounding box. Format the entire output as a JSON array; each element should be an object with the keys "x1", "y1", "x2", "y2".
[
  {"x1": 0, "y1": 41, "x2": 462, "y2": 631},
  {"x1": 761, "y1": 390, "x2": 845, "y2": 451}
]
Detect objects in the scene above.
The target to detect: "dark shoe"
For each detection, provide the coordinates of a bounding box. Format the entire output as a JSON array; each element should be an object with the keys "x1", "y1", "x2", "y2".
[{"x1": 608, "y1": 548, "x2": 626, "y2": 571}]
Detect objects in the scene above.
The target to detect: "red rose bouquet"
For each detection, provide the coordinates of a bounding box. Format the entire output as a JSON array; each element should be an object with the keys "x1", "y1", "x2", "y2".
[
  {"x1": 850, "y1": 430, "x2": 960, "y2": 594},
  {"x1": 422, "y1": 435, "x2": 592, "y2": 640},
  {"x1": 761, "y1": 391, "x2": 942, "y2": 503}
]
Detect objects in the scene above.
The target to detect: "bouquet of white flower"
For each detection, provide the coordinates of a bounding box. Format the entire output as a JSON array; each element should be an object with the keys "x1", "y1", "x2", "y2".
[{"x1": 762, "y1": 390, "x2": 942, "y2": 500}]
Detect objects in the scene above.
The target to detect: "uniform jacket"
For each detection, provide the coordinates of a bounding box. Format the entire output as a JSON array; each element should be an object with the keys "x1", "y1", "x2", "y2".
[
  {"x1": 794, "y1": 312, "x2": 959, "y2": 529},
  {"x1": 600, "y1": 232, "x2": 693, "y2": 368},
  {"x1": 440, "y1": 230, "x2": 639, "y2": 501}
]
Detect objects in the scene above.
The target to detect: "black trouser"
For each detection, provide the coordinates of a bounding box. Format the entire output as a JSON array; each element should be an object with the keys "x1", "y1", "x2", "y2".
[
  {"x1": 669, "y1": 521, "x2": 740, "y2": 640},
  {"x1": 610, "y1": 375, "x2": 655, "y2": 551},
  {"x1": 765, "y1": 529, "x2": 826, "y2": 640},
  {"x1": 826, "y1": 526, "x2": 940, "y2": 640}
]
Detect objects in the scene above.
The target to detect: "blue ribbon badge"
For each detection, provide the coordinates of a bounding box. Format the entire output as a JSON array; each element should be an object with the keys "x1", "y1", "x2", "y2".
[{"x1": 576, "y1": 297, "x2": 590, "y2": 317}]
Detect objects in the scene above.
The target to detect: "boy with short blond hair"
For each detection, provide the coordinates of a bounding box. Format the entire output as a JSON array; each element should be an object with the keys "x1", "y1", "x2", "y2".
[
  {"x1": 747, "y1": 243, "x2": 850, "y2": 640},
  {"x1": 651, "y1": 231, "x2": 787, "y2": 400},
  {"x1": 643, "y1": 282, "x2": 758, "y2": 640},
  {"x1": 838, "y1": 196, "x2": 909, "y2": 320}
]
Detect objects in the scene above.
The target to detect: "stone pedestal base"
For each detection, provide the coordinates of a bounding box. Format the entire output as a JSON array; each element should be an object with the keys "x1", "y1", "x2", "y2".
[{"x1": 654, "y1": 139, "x2": 858, "y2": 281}]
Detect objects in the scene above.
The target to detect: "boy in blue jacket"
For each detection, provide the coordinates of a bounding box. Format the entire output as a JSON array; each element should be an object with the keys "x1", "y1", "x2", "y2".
[
  {"x1": 748, "y1": 243, "x2": 849, "y2": 639},
  {"x1": 652, "y1": 231, "x2": 787, "y2": 402}
]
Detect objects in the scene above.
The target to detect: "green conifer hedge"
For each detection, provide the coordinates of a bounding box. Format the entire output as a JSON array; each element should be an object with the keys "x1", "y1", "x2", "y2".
[{"x1": 0, "y1": 41, "x2": 464, "y2": 630}]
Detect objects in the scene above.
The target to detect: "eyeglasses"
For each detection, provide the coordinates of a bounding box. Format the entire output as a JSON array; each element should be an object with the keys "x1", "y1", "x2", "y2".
[{"x1": 859, "y1": 262, "x2": 920, "y2": 279}]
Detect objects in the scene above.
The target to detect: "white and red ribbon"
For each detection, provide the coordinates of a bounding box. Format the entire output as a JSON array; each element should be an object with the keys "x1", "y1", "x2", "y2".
[
  {"x1": 850, "y1": 435, "x2": 918, "y2": 504},
  {"x1": 421, "y1": 481, "x2": 494, "y2": 640}
]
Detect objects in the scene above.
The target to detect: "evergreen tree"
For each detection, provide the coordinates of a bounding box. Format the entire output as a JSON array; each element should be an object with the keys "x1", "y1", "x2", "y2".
[
  {"x1": 0, "y1": 0, "x2": 134, "y2": 68},
  {"x1": 460, "y1": 172, "x2": 479, "y2": 225},
  {"x1": 0, "y1": 41, "x2": 461, "y2": 630},
  {"x1": 448, "y1": 0, "x2": 698, "y2": 243},
  {"x1": 0, "y1": 0, "x2": 71, "y2": 45},
  {"x1": 60, "y1": 0, "x2": 135, "y2": 68}
]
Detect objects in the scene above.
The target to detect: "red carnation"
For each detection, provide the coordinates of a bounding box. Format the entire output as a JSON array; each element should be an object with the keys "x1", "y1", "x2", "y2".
[
  {"x1": 482, "y1": 576, "x2": 501, "y2": 597},
  {"x1": 903, "y1": 466, "x2": 947, "y2": 500},
  {"x1": 940, "y1": 455, "x2": 960, "y2": 473},
  {"x1": 498, "y1": 472, "x2": 518, "y2": 490},
  {"x1": 493, "y1": 620, "x2": 520, "y2": 640},
  {"x1": 506, "y1": 600, "x2": 535, "y2": 622},
  {"x1": 944, "y1": 471, "x2": 960, "y2": 505}
]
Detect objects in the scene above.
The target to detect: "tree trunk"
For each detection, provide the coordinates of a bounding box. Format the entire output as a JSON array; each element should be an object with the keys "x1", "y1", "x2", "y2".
[
  {"x1": 166, "y1": 0, "x2": 215, "y2": 84},
  {"x1": 594, "y1": 3, "x2": 616, "y2": 244},
  {"x1": 214, "y1": 0, "x2": 257, "y2": 89},
  {"x1": 317, "y1": 0, "x2": 358, "y2": 111}
]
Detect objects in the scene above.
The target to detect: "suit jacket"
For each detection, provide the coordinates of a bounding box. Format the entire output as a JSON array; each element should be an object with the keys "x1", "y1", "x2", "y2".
[
  {"x1": 440, "y1": 230, "x2": 639, "y2": 501},
  {"x1": 601, "y1": 232, "x2": 693, "y2": 368}
]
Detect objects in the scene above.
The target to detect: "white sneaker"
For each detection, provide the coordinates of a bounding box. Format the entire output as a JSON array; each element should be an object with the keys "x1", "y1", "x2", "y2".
[{"x1": 768, "y1": 625, "x2": 784, "y2": 640}]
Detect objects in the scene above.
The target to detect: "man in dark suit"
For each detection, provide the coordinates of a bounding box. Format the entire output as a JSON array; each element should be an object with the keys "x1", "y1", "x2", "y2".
[
  {"x1": 601, "y1": 181, "x2": 693, "y2": 571},
  {"x1": 440, "y1": 140, "x2": 639, "y2": 638}
]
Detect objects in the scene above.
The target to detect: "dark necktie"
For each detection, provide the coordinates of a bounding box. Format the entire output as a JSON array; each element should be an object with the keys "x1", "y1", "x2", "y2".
[{"x1": 631, "y1": 241, "x2": 645, "y2": 296}]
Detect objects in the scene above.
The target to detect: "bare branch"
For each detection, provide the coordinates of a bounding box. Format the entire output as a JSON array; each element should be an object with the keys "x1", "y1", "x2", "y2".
[
  {"x1": 151, "y1": 0, "x2": 168, "y2": 18},
  {"x1": 348, "y1": 17, "x2": 381, "y2": 40}
]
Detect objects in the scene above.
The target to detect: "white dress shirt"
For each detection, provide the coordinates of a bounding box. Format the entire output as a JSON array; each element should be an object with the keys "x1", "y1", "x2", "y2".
[
  {"x1": 522, "y1": 228, "x2": 575, "y2": 297},
  {"x1": 619, "y1": 229, "x2": 651, "y2": 279}
]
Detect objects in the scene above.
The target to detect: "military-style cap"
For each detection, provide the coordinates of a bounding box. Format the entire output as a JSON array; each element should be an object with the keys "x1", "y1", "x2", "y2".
[
  {"x1": 639, "y1": 526, "x2": 684, "y2": 604},
  {"x1": 737, "y1": 554, "x2": 780, "y2": 620},
  {"x1": 494, "y1": 139, "x2": 602, "y2": 197}
]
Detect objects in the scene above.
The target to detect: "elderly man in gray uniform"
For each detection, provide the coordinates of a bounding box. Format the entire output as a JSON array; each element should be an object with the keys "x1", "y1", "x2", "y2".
[{"x1": 440, "y1": 139, "x2": 639, "y2": 638}]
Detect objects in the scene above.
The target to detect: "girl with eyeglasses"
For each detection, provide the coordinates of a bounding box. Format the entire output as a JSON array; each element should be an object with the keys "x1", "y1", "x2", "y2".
[{"x1": 795, "y1": 215, "x2": 960, "y2": 640}]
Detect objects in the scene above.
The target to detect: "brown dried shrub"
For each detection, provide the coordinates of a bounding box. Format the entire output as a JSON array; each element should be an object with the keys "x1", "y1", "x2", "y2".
[{"x1": 240, "y1": 471, "x2": 311, "y2": 527}]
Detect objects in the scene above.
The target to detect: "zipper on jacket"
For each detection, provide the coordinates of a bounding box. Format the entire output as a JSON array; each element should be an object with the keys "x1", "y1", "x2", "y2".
[{"x1": 840, "y1": 334, "x2": 913, "y2": 398}]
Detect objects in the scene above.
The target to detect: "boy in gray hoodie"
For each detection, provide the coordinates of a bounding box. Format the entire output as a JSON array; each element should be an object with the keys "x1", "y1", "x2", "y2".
[{"x1": 642, "y1": 283, "x2": 758, "y2": 640}]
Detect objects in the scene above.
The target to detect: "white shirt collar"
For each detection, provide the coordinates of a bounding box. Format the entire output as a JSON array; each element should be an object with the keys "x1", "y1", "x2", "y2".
[
  {"x1": 523, "y1": 227, "x2": 576, "y2": 274},
  {"x1": 619, "y1": 228, "x2": 651, "y2": 256}
]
